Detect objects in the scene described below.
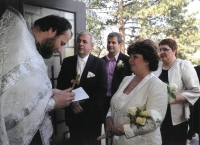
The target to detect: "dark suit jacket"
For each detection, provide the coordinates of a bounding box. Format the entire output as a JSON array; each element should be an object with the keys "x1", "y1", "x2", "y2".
[
  {"x1": 193, "y1": 65, "x2": 200, "y2": 134},
  {"x1": 102, "y1": 52, "x2": 132, "y2": 96},
  {"x1": 57, "y1": 54, "x2": 107, "y2": 126}
]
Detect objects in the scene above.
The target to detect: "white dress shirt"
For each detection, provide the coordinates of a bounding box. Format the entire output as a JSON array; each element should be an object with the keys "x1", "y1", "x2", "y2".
[{"x1": 76, "y1": 54, "x2": 89, "y2": 79}]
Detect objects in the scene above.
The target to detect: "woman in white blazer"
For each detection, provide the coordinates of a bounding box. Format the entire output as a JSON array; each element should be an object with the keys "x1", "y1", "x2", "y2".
[
  {"x1": 105, "y1": 39, "x2": 168, "y2": 145},
  {"x1": 153, "y1": 38, "x2": 200, "y2": 145}
]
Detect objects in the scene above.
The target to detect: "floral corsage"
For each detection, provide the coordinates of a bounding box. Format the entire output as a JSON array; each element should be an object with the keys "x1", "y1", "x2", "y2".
[{"x1": 167, "y1": 83, "x2": 177, "y2": 101}]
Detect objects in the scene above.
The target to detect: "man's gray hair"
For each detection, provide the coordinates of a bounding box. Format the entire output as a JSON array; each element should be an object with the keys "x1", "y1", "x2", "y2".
[{"x1": 77, "y1": 31, "x2": 96, "y2": 44}]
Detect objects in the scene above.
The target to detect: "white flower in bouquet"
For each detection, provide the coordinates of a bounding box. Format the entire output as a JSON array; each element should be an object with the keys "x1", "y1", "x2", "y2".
[
  {"x1": 169, "y1": 83, "x2": 178, "y2": 92},
  {"x1": 167, "y1": 83, "x2": 177, "y2": 101},
  {"x1": 128, "y1": 106, "x2": 137, "y2": 116}
]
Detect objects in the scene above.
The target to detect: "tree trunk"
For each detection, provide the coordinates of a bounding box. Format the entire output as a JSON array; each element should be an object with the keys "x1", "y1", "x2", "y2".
[{"x1": 117, "y1": 0, "x2": 125, "y2": 53}]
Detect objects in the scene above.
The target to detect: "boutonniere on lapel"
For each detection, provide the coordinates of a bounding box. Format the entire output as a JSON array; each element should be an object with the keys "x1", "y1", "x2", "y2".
[{"x1": 117, "y1": 60, "x2": 124, "y2": 69}]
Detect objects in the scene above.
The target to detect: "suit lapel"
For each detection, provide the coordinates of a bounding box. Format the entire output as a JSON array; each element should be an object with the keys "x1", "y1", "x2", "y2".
[
  {"x1": 71, "y1": 55, "x2": 78, "y2": 80},
  {"x1": 114, "y1": 52, "x2": 123, "y2": 73},
  {"x1": 102, "y1": 56, "x2": 107, "y2": 63}
]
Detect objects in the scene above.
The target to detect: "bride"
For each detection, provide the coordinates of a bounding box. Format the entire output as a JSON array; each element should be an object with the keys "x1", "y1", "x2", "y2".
[{"x1": 105, "y1": 39, "x2": 168, "y2": 145}]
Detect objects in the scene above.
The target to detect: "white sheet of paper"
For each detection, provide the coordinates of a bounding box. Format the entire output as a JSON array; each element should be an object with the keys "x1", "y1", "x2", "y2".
[{"x1": 72, "y1": 87, "x2": 89, "y2": 102}]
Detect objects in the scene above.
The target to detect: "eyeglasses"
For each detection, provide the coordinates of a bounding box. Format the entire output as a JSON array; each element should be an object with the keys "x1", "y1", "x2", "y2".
[{"x1": 159, "y1": 47, "x2": 171, "y2": 52}]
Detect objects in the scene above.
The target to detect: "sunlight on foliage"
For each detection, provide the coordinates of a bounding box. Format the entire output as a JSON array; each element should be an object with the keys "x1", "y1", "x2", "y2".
[{"x1": 78, "y1": 0, "x2": 200, "y2": 64}]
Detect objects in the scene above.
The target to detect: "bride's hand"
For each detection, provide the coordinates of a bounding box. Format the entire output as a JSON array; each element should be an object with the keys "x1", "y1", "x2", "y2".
[{"x1": 111, "y1": 124, "x2": 125, "y2": 136}]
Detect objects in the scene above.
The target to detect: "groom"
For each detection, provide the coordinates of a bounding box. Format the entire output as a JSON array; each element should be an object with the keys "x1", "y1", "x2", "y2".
[{"x1": 57, "y1": 31, "x2": 107, "y2": 145}]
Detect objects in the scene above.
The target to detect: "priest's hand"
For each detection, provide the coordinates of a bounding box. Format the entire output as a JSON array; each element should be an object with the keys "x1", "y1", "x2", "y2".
[
  {"x1": 52, "y1": 88, "x2": 75, "y2": 108},
  {"x1": 111, "y1": 124, "x2": 125, "y2": 136},
  {"x1": 71, "y1": 101, "x2": 83, "y2": 114},
  {"x1": 106, "y1": 116, "x2": 114, "y2": 137}
]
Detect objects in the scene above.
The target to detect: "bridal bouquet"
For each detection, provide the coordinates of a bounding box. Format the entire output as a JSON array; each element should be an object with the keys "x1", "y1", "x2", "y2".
[
  {"x1": 97, "y1": 104, "x2": 148, "y2": 141},
  {"x1": 127, "y1": 104, "x2": 165, "y2": 129},
  {"x1": 97, "y1": 104, "x2": 154, "y2": 141},
  {"x1": 167, "y1": 83, "x2": 177, "y2": 101},
  {"x1": 127, "y1": 104, "x2": 152, "y2": 127}
]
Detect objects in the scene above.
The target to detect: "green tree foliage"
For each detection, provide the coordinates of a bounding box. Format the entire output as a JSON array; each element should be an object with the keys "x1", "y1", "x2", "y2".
[
  {"x1": 76, "y1": 0, "x2": 107, "y2": 57},
  {"x1": 78, "y1": 0, "x2": 200, "y2": 64}
]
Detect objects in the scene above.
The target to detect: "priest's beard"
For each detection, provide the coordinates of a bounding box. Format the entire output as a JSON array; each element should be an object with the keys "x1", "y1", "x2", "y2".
[{"x1": 39, "y1": 37, "x2": 57, "y2": 59}]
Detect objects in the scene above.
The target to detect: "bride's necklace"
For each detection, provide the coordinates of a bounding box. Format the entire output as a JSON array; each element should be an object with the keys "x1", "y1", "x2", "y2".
[
  {"x1": 129, "y1": 77, "x2": 142, "y2": 89},
  {"x1": 130, "y1": 81, "x2": 139, "y2": 89}
]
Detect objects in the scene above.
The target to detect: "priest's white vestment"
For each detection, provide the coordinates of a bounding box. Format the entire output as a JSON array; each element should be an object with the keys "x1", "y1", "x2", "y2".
[{"x1": 0, "y1": 8, "x2": 54, "y2": 145}]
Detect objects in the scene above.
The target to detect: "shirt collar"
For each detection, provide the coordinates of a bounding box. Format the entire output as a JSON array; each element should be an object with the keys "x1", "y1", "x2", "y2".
[
  {"x1": 106, "y1": 51, "x2": 120, "y2": 61},
  {"x1": 77, "y1": 54, "x2": 90, "y2": 63}
]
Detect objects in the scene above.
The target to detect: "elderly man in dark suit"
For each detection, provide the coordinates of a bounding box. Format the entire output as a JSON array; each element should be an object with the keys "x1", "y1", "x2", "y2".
[
  {"x1": 102, "y1": 32, "x2": 132, "y2": 118},
  {"x1": 57, "y1": 31, "x2": 107, "y2": 145}
]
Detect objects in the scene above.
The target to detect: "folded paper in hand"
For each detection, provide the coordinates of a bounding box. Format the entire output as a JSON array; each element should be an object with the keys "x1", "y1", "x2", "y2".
[
  {"x1": 72, "y1": 87, "x2": 89, "y2": 102},
  {"x1": 87, "y1": 71, "x2": 95, "y2": 78}
]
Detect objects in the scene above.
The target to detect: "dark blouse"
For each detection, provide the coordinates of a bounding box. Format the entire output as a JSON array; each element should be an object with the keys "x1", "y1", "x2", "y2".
[{"x1": 158, "y1": 69, "x2": 169, "y2": 84}]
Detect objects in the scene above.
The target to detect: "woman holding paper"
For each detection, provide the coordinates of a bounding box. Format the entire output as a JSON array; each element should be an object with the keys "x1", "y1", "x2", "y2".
[
  {"x1": 153, "y1": 38, "x2": 200, "y2": 145},
  {"x1": 105, "y1": 39, "x2": 168, "y2": 145}
]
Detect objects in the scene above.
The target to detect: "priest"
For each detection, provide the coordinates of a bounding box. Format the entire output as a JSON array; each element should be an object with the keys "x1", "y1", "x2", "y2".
[{"x1": 0, "y1": 7, "x2": 75, "y2": 145}]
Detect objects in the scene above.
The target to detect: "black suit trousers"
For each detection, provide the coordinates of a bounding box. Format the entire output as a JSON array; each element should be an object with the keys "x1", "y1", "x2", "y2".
[{"x1": 68, "y1": 122, "x2": 102, "y2": 145}]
